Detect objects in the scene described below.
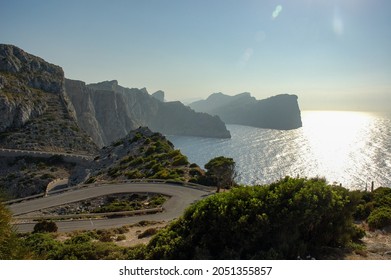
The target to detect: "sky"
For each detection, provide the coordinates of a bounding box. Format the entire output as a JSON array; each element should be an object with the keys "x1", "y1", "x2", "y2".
[{"x1": 1, "y1": 0, "x2": 390, "y2": 111}]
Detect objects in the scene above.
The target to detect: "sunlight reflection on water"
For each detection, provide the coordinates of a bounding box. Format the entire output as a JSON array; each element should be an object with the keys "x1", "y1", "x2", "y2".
[{"x1": 167, "y1": 111, "x2": 391, "y2": 190}]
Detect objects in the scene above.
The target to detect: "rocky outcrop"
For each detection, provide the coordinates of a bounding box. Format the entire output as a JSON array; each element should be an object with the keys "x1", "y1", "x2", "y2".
[
  {"x1": 189, "y1": 92, "x2": 302, "y2": 130},
  {"x1": 0, "y1": 44, "x2": 64, "y2": 93},
  {"x1": 69, "y1": 127, "x2": 204, "y2": 186},
  {"x1": 0, "y1": 44, "x2": 98, "y2": 154},
  {"x1": 65, "y1": 80, "x2": 231, "y2": 147},
  {"x1": 151, "y1": 90, "x2": 165, "y2": 102}
]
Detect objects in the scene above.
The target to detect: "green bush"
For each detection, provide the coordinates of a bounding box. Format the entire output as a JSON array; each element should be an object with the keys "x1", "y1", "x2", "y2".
[
  {"x1": 33, "y1": 220, "x2": 58, "y2": 233},
  {"x1": 352, "y1": 187, "x2": 391, "y2": 227},
  {"x1": 125, "y1": 169, "x2": 144, "y2": 179},
  {"x1": 146, "y1": 177, "x2": 360, "y2": 259},
  {"x1": 23, "y1": 233, "x2": 62, "y2": 258},
  {"x1": 131, "y1": 133, "x2": 143, "y2": 143},
  {"x1": 116, "y1": 235, "x2": 127, "y2": 241},
  {"x1": 172, "y1": 155, "x2": 189, "y2": 166},
  {"x1": 149, "y1": 195, "x2": 167, "y2": 207},
  {"x1": 1, "y1": 200, "x2": 25, "y2": 259},
  {"x1": 138, "y1": 228, "x2": 159, "y2": 239},
  {"x1": 367, "y1": 207, "x2": 391, "y2": 230},
  {"x1": 145, "y1": 146, "x2": 156, "y2": 156}
]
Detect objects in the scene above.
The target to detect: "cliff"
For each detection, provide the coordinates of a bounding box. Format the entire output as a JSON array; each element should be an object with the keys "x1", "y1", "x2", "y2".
[
  {"x1": 0, "y1": 44, "x2": 98, "y2": 154},
  {"x1": 65, "y1": 79, "x2": 231, "y2": 147},
  {"x1": 189, "y1": 92, "x2": 302, "y2": 130}
]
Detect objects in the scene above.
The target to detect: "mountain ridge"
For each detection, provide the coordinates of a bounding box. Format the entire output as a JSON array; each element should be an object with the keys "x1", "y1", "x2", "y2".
[
  {"x1": 66, "y1": 78, "x2": 231, "y2": 147},
  {"x1": 189, "y1": 92, "x2": 302, "y2": 130}
]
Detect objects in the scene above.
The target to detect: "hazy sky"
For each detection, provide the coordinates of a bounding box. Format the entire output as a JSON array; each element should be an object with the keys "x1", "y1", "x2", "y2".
[{"x1": 1, "y1": 0, "x2": 390, "y2": 111}]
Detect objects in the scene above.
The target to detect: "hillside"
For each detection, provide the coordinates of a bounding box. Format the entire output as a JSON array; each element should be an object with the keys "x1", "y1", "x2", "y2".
[
  {"x1": 189, "y1": 92, "x2": 303, "y2": 130},
  {"x1": 65, "y1": 79, "x2": 231, "y2": 148},
  {"x1": 0, "y1": 44, "x2": 98, "y2": 154},
  {"x1": 72, "y1": 127, "x2": 204, "y2": 185}
]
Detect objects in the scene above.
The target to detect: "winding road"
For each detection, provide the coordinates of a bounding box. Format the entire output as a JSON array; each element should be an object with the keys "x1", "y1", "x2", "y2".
[{"x1": 9, "y1": 183, "x2": 213, "y2": 233}]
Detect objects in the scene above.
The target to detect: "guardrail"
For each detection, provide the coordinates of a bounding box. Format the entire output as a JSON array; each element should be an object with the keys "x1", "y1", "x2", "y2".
[
  {"x1": 13, "y1": 207, "x2": 164, "y2": 221},
  {"x1": 4, "y1": 179, "x2": 215, "y2": 206},
  {"x1": 45, "y1": 178, "x2": 69, "y2": 195}
]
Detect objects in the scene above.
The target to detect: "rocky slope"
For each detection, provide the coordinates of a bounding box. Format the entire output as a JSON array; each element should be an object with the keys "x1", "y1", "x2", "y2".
[
  {"x1": 0, "y1": 44, "x2": 98, "y2": 154},
  {"x1": 0, "y1": 156, "x2": 76, "y2": 199},
  {"x1": 71, "y1": 127, "x2": 204, "y2": 185},
  {"x1": 189, "y1": 92, "x2": 303, "y2": 130},
  {"x1": 65, "y1": 80, "x2": 231, "y2": 147}
]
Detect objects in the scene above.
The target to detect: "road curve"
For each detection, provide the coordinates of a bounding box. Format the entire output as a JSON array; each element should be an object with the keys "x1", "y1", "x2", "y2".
[{"x1": 9, "y1": 183, "x2": 212, "y2": 233}]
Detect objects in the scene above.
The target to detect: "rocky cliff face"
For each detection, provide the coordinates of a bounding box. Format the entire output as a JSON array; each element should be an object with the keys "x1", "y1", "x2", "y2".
[
  {"x1": 0, "y1": 44, "x2": 98, "y2": 154},
  {"x1": 189, "y1": 92, "x2": 302, "y2": 130},
  {"x1": 151, "y1": 90, "x2": 165, "y2": 102},
  {"x1": 65, "y1": 79, "x2": 231, "y2": 147}
]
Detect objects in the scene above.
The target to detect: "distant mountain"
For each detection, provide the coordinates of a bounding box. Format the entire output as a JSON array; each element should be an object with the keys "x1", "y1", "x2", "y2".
[
  {"x1": 65, "y1": 80, "x2": 231, "y2": 147},
  {"x1": 0, "y1": 44, "x2": 98, "y2": 154},
  {"x1": 189, "y1": 92, "x2": 302, "y2": 130}
]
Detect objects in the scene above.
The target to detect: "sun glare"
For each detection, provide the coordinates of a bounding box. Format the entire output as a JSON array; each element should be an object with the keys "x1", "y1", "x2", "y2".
[{"x1": 303, "y1": 111, "x2": 374, "y2": 183}]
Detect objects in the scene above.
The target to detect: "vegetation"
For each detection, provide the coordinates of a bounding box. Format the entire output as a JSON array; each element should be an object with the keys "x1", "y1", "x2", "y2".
[
  {"x1": 202, "y1": 156, "x2": 236, "y2": 192},
  {"x1": 92, "y1": 194, "x2": 167, "y2": 213},
  {"x1": 33, "y1": 220, "x2": 58, "y2": 233},
  {"x1": 90, "y1": 129, "x2": 196, "y2": 183},
  {"x1": 1, "y1": 177, "x2": 390, "y2": 260},
  {"x1": 0, "y1": 82, "x2": 98, "y2": 155},
  {"x1": 146, "y1": 177, "x2": 363, "y2": 259},
  {"x1": 0, "y1": 197, "x2": 28, "y2": 259},
  {"x1": 0, "y1": 156, "x2": 75, "y2": 199},
  {"x1": 353, "y1": 187, "x2": 391, "y2": 230}
]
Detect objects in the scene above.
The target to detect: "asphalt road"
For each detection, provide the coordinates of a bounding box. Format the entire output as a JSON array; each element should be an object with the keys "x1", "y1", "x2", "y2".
[{"x1": 10, "y1": 183, "x2": 212, "y2": 233}]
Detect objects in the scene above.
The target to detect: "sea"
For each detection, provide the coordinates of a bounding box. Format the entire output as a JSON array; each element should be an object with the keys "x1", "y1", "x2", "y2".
[{"x1": 167, "y1": 111, "x2": 391, "y2": 190}]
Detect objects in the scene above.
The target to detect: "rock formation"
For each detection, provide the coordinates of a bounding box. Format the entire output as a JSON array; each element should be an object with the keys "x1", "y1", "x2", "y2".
[
  {"x1": 65, "y1": 80, "x2": 231, "y2": 147},
  {"x1": 189, "y1": 92, "x2": 302, "y2": 130},
  {"x1": 151, "y1": 90, "x2": 165, "y2": 102},
  {"x1": 0, "y1": 44, "x2": 98, "y2": 154}
]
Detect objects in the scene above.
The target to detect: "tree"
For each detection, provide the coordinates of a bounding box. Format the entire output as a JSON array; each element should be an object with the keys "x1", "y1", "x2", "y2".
[{"x1": 204, "y1": 156, "x2": 236, "y2": 192}]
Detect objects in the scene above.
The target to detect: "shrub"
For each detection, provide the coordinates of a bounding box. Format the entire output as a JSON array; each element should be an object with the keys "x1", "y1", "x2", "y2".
[
  {"x1": 149, "y1": 195, "x2": 167, "y2": 207},
  {"x1": 145, "y1": 146, "x2": 156, "y2": 156},
  {"x1": 113, "y1": 139, "x2": 124, "y2": 147},
  {"x1": 85, "y1": 177, "x2": 96, "y2": 184},
  {"x1": 131, "y1": 133, "x2": 143, "y2": 143},
  {"x1": 125, "y1": 170, "x2": 144, "y2": 179},
  {"x1": 23, "y1": 233, "x2": 62, "y2": 258},
  {"x1": 138, "y1": 228, "x2": 159, "y2": 239},
  {"x1": 116, "y1": 235, "x2": 127, "y2": 241},
  {"x1": 33, "y1": 220, "x2": 58, "y2": 233},
  {"x1": 66, "y1": 233, "x2": 92, "y2": 244},
  {"x1": 108, "y1": 166, "x2": 121, "y2": 178},
  {"x1": 147, "y1": 177, "x2": 359, "y2": 259},
  {"x1": 1, "y1": 200, "x2": 24, "y2": 259},
  {"x1": 172, "y1": 155, "x2": 189, "y2": 166},
  {"x1": 367, "y1": 207, "x2": 391, "y2": 230}
]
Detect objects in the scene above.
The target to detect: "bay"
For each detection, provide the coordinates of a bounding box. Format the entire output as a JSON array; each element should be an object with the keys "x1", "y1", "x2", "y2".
[{"x1": 167, "y1": 111, "x2": 391, "y2": 190}]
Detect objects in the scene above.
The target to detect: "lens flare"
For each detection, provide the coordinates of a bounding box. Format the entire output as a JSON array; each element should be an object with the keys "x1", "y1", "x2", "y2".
[
  {"x1": 272, "y1": 5, "x2": 283, "y2": 19},
  {"x1": 332, "y1": 7, "x2": 344, "y2": 36}
]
